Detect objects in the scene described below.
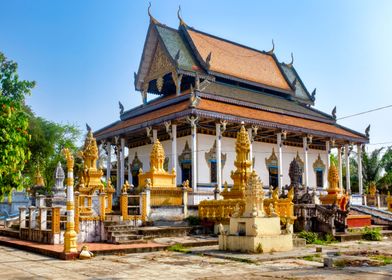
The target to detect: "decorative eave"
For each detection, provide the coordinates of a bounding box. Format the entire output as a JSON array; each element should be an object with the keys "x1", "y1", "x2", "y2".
[{"x1": 193, "y1": 108, "x2": 368, "y2": 144}]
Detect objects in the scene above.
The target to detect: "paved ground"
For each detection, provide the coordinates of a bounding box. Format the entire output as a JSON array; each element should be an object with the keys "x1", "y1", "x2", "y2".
[{"x1": 1, "y1": 241, "x2": 392, "y2": 279}]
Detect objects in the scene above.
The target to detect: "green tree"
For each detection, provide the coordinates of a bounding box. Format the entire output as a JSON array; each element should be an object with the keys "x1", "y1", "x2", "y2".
[
  {"x1": 0, "y1": 52, "x2": 35, "y2": 197},
  {"x1": 25, "y1": 110, "x2": 80, "y2": 191},
  {"x1": 381, "y1": 146, "x2": 392, "y2": 173}
]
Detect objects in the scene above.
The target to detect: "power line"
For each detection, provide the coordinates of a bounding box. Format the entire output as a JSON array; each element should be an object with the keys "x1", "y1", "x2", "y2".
[{"x1": 337, "y1": 104, "x2": 392, "y2": 120}]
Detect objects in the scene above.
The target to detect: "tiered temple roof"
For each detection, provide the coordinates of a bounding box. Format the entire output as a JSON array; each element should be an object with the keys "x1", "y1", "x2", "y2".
[{"x1": 95, "y1": 10, "x2": 368, "y2": 146}]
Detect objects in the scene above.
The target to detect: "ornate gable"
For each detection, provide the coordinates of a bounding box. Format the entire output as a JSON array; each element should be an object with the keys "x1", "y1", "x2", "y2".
[
  {"x1": 145, "y1": 42, "x2": 175, "y2": 86},
  {"x1": 265, "y1": 148, "x2": 278, "y2": 168}
]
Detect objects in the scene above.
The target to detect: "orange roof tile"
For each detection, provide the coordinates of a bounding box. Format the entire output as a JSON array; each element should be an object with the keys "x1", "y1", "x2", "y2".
[
  {"x1": 95, "y1": 101, "x2": 190, "y2": 137},
  {"x1": 198, "y1": 99, "x2": 363, "y2": 139},
  {"x1": 187, "y1": 29, "x2": 291, "y2": 91}
]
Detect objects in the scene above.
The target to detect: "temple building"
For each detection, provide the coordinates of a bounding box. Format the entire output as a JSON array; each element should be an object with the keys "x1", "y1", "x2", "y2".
[{"x1": 94, "y1": 7, "x2": 368, "y2": 201}]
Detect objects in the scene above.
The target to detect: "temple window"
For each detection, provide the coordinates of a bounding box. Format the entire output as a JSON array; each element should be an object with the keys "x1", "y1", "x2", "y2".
[
  {"x1": 313, "y1": 154, "x2": 326, "y2": 188},
  {"x1": 130, "y1": 152, "x2": 143, "y2": 187},
  {"x1": 179, "y1": 141, "x2": 192, "y2": 185},
  {"x1": 205, "y1": 140, "x2": 227, "y2": 184},
  {"x1": 265, "y1": 148, "x2": 279, "y2": 188}
]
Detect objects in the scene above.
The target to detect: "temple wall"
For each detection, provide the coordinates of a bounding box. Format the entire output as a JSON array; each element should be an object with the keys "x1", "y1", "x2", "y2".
[{"x1": 128, "y1": 133, "x2": 328, "y2": 190}]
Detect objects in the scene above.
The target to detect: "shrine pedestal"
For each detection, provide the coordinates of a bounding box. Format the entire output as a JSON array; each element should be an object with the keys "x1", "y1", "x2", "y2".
[{"x1": 219, "y1": 216, "x2": 293, "y2": 253}]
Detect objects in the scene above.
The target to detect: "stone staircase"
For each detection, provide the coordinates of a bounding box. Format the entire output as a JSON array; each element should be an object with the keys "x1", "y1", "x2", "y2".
[
  {"x1": 350, "y1": 205, "x2": 392, "y2": 226},
  {"x1": 104, "y1": 213, "x2": 192, "y2": 244},
  {"x1": 104, "y1": 213, "x2": 146, "y2": 244}
]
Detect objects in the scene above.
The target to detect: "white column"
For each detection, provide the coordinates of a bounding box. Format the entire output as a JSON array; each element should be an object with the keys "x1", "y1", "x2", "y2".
[
  {"x1": 120, "y1": 138, "x2": 125, "y2": 188},
  {"x1": 277, "y1": 133, "x2": 283, "y2": 192},
  {"x1": 106, "y1": 142, "x2": 111, "y2": 183},
  {"x1": 345, "y1": 143, "x2": 351, "y2": 194},
  {"x1": 127, "y1": 146, "x2": 132, "y2": 185},
  {"x1": 19, "y1": 207, "x2": 26, "y2": 228},
  {"x1": 152, "y1": 129, "x2": 158, "y2": 143},
  {"x1": 248, "y1": 128, "x2": 253, "y2": 172},
  {"x1": 216, "y1": 123, "x2": 222, "y2": 191},
  {"x1": 338, "y1": 146, "x2": 343, "y2": 191},
  {"x1": 171, "y1": 124, "x2": 177, "y2": 176},
  {"x1": 303, "y1": 136, "x2": 309, "y2": 190},
  {"x1": 325, "y1": 141, "x2": 330, "y2": 189},
  {"x1": 116, "y1": 141, "x2": 121, "y2": 195},
  {"x1": 357, "y1": 144, "x2": 363, "y2": 195},
  {"x1": 189, "y1": 118, "x2": 198, "y2": 191}
]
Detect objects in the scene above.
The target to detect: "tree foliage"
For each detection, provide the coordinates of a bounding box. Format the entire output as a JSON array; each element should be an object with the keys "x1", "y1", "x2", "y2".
[
  {"x1": 0, "y1": 52, "x2": 35, "y2": 197},
  {"x1": 25, "y1": 110, "x2": 81, "y2": 190}
]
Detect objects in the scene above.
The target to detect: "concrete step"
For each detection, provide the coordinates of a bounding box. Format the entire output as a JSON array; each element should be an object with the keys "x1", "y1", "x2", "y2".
[
  {"x1": 104, "y1": 214, "x2": 122, "y2": 222},
  {"x1": 106, "y1": 225, "x2": 137, "y2": 232},
  {"x1": 334, "y1": 229, "x2": 392, "y2": 242},
  {"x1": 114, "y1": 239, "x2": 149, "y2": 245}
]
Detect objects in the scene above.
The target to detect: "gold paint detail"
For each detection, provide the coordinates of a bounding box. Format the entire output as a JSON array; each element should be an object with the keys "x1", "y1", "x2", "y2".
[
  {"x1": 319, "y1": 162, "x2": 348, "y2": 211},
  {"x1": 221, "y1": 124, "x2": 251, "y2": 200}
]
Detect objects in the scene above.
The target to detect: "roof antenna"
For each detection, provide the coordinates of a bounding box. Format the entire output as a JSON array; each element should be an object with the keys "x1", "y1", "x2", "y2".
[
  {"x1": 148, "y1": 2, "x2": 159, "y2": 24},
  {"x1": 177, "y1": 5, "x2": 188, "y2": 27},
  {"x1": 267, "y1": 39, "x2": 275, "y2": 54}
]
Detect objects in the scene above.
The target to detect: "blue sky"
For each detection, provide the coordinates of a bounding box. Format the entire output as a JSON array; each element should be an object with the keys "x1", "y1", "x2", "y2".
[{"x1": 1, "y1": 0, "x2": 391, "y2": 150}]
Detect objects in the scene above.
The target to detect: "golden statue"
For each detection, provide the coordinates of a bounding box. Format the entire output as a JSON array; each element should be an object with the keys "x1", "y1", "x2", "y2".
[
  {"x1": 368, "y1": 182, "x2": 377, "y2": 197},
  {"x1": 222, "y1": 123, "x2": 251, "y2": 199},
  {"x1": 34, "y1": 168, "x2": 45, "y2": 187},
  {"x1": 319, "y1": 162, "x2": 348, "y2": 210}
]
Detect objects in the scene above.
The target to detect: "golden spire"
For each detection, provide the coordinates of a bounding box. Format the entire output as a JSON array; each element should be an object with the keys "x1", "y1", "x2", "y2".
[
  {"x1": 80, "y1": 130, "x2": 98, "y2": 170},
  {"x1": 223, "y1": 123, "x2": 252, "y2": 199},
  {"x1": 327, "y1": 162, "x2": 340, "y2": 193},
  {"x1": 150, "y1": 139, "x2": 165, "y2": 173}
]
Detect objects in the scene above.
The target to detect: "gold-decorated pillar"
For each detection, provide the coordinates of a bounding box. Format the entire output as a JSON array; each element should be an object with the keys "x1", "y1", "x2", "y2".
[{"x1": 63, "y1": 148, "x2": 78, "y2": 254}]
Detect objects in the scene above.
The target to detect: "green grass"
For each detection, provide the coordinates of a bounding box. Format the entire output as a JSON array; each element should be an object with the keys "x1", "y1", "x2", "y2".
[
  {"x1": 302, "y1": 253, "x2": 322, "y2": 262},
  {"x1": 166, "y1": 244, "x2": 190, "y2": 253},
  {"x1": 370, "y1": 255, "x2": 392, "y2": 265}
]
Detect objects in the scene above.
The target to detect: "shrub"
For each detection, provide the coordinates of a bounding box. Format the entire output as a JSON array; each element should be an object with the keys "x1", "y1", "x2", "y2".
[
  {"x1": 362, "y1": 227, "x2": 382, "y2": 241},
  {"x1": 298, "y1": 231, "x2": 319, "y2": 244},
  {"x1": 185, "y1": 215, "x2": 201, "y2": 226}
]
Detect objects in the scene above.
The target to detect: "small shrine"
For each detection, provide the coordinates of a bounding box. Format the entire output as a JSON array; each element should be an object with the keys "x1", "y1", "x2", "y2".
[
  {"x1": 76, "y1": 126, "x2": 105, "y2": 216},
  {"x1": 319, "y1": 162, "x2": 348, "y2": 210},
  {"x1": 219, "y1": 170, "x2": 293, "y2": 253},
  {"x1": 138, "y1": 139, "x2": 182, "y2": 206},
  {"x1": 50, "y1": 162, "x2": 66, "y2": 208}
]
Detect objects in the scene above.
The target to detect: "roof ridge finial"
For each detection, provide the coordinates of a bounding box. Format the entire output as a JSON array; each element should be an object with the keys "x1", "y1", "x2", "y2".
[
  {"x1": 288, "y1": 52, "x2": 294, "y2": 67},
  {"x1": 267, "y1": 39, "x2": 275, "y2": 54},
  {"x1": 148, "y1": 2, "x2": 159, "y2": 24},
  {"x1": 177, "y1": 5, "x2": 188, "y2": 27}
]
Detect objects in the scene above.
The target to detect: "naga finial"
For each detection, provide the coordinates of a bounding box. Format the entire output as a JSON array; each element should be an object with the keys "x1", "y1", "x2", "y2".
[
  {"x1": 177, "y1": 5, "x2": 188, "y2": 27},
  {"x1": 332, "y1": 106, "x2": 337, "y2": 119},
  {"x1": 174, "y1": 49, "x2": 181, "y2": 65},
  {"x1": 365, "y1": 124, "x2": 370, "y2": 138},
  {"x1": 148, "y1": 2, "x2": 159, "y2": 24},
  {"x1": 288, "y1": 52, "x2": 294, "y2": 67},
  {"x1": 267, "y1": 39, "x2": 275, "y2": 54},
  {"x1": 311, "y1": 88, "x2": 316, "y2": 100},
  {"x1": 205, "y1": 52, "x2": 212, "y2": 69},
  {"x1": 86, "y1": 123, "x2": 91, "y2": 133},
  {"x1": 119, "y1": 101, "x2": 124, "y2": 115}
]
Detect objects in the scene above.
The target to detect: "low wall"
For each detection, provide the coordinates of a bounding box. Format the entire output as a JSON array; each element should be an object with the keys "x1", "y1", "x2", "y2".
[{"x1": 78, "y1": 220, "x2": 103, "y2": 243}]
